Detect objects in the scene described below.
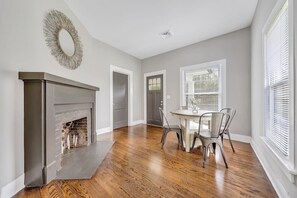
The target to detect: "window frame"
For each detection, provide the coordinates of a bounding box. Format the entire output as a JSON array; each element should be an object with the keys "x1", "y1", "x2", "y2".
[
  {"x1": 180, "y1": 59, "x2": 226, "y2": 111},
  {"x1": 262, "y1": 0, "x2": 296, "y2": 181}
]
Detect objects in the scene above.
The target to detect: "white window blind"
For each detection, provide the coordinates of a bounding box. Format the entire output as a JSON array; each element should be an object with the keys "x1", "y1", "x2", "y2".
[{"x1": 264, "y1": 1, "x2": 289, "y2": 157}]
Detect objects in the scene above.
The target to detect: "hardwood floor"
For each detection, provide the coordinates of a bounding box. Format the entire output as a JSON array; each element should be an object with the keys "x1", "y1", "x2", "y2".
[{"x1": 15, "y1": 125, "x2": 277, "y2": 198}]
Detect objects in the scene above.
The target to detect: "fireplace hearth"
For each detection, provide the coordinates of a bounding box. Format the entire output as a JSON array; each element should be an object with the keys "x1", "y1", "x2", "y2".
[{"x1": 19, "y1": 72, "x2": 99, "y2": 187}]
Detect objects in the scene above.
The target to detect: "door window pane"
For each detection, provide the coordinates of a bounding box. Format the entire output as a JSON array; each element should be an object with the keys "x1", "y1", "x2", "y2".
[{"x1": 148, "y1": 78, "x2": 161, "y2": 91}]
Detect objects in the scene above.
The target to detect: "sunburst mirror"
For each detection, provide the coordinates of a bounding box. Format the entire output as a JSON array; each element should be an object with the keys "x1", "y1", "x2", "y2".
[{"x1": 43, "y1": 10, "x2": 83, "y2": 70}]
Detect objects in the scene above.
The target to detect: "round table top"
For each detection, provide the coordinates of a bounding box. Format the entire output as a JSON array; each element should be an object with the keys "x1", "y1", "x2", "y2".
[{"x1": 170, "y1": 109, "x2": 211, "y2": 117}]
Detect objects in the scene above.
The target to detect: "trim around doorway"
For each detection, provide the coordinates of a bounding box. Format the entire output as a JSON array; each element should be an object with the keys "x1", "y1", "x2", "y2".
[
  {"x1": 144, "y1": 70, "x2": 166, "y2": 124},
  {"x1": 110, "y1": 65, "x2": 133, "y2": 130}
]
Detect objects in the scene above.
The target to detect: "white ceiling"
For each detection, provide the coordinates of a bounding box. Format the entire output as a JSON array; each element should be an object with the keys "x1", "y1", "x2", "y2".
[{"x1": 64, "y1": 0, "x2": 258, "y2": 59}]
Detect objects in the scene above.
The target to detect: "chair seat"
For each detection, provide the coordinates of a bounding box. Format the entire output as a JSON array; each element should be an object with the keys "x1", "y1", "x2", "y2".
[
  {"x1": 164, "y1": 125, "x2": 181, "y2": 130},
  {"x1": 198, "y1": 130, "x2": 212, "y2": 139}
]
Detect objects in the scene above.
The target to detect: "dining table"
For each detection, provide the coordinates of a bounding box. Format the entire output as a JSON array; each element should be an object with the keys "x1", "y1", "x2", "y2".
[{"x1": 171, "y1": 109, "x2": 210, "y2": 152}]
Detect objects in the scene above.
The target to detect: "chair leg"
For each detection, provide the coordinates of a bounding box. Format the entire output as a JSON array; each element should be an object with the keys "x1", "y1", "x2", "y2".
[
  {"x1": 176, "y1": 132, "x2": 180, "y2": 142},
  {"x1": 191, "y1": 135, "x2": 197, "y2": 152},
  {"x1": 161, "y1": 132, "x2": 168, "y2": 149},
  {"x1": 212, "y1": 143, "x2": 216, "y2": 154},
  {"x1": 227, "y1": 131, "x2": 235, "y2": 153},
  {"x1": 217, "y1": 141, "x2": 228, "y2": 168},
  {"x1": 202, "y1": 145, "x2": 207, "y2": 168},
  {"x1": 160, "y1": 128, "x2": 166, "y2": 143},
  {"x1": 178, "y1": 130, "x2": 184, "y2": 149},
  {"x1": 176, "y1": 132, "x2": 182, "y2": 148}
]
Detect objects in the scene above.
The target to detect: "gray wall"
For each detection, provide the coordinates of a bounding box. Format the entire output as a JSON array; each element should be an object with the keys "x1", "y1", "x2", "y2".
[
  {"x1": 142, "y1": 28, "x2": 251, "y2": 137},
  {"x1": 251, "y1": 0, "x2": 297, "y2": 197},
  {"x1": 0, "y1": 0, "x2": 142, "y2": 193}
]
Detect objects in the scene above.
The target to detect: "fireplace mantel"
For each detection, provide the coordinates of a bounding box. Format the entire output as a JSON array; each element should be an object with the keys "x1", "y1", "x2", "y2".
[
  {"x1": 19, "y1": 72, "x2": 99, "y2": 187},
  {"x1": 19, "y1": 72, "x2": 99, "y2": 91}
]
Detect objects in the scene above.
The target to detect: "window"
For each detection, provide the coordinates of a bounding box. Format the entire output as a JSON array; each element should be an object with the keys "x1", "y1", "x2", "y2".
[
  {"x1": 180, "y1": 60, "x2": 226, "y2": 111},
  {"x1": 264, "y1": 0, "x2": 293, "y2": 158},
  {"x1": 148, "y1": 77, "x2": 161, "y2": 91}
]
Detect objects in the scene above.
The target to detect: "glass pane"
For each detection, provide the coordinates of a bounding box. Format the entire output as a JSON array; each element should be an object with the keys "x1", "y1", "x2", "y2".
[
  {"x1": 152, "y1": 78, "x2": 156, "y2": 85},
  {"x1": 194, "y1": 94, "x2": 218, "y2": 111},
  {"x1": 148, "y1": 85, "x2": 153, "y2": 90},
  {"x1": 186, "y1": 67, "x2": 219, "y2": 93},
  {"x1": 148, "y1": 79, "x2": 153, "y2": 85},
  {"x1": 156, "y1": 78, "x2": 161, "y2": 83},
  {"x1": 155, "y1": 83, "x2": 161, "y2": 90}
]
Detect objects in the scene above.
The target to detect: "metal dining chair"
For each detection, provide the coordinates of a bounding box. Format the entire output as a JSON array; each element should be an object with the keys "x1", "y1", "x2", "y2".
[
  {"x1": 159, "y1": 107, "x2": 183, "y2": 149},
  {"x1": 220, "y1": 108, "x2": 236, "y2": 153},
  {"x1": 191, "y1": 112, "x2": 230, "y2": 168}
]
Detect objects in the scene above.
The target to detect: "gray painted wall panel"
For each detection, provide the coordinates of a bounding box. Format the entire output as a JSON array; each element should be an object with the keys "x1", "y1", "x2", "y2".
[
  {"x1": 142, "y1": 28, "x2": 251, "y2": 136},
  {"x1": 24, "y1": 82, "x2": 45, "y2": 187}
]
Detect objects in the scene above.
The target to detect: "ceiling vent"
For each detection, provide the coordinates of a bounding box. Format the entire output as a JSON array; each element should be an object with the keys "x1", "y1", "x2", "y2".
[{"x1": 160, "y1": 30, "x2": 174, "y2": 39}]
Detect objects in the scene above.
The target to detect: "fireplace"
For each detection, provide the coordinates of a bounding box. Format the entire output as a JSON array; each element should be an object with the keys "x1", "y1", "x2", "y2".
[
  {"x1": 60, "y1": 117, "x2": 89, "y2": 152},
  {"x1": 19, "y1": 72, "x2": 99, "y2": 187}
]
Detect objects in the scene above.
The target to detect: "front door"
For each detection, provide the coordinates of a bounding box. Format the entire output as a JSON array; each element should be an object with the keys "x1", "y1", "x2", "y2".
[
  {"x1": 113, "y1": 72, "x2": 128, "y2": 129},
  {"x1": 147, "y1": 74, "x2": 163, "y2": 126}
]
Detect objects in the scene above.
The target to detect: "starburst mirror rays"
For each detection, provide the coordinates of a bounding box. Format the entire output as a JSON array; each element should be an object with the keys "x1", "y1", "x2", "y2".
[{"x1": 43, "y1": 10, "x2": 83, "y2": 70}]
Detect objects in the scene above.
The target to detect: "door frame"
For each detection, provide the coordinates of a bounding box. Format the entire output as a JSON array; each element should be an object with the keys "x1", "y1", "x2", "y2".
[
  {"x1": 110, "y1": 65, "x2": 133, "y2": 130},
  {"x1": 144, "y1": 70, "x2": 166, "y2": 124}
]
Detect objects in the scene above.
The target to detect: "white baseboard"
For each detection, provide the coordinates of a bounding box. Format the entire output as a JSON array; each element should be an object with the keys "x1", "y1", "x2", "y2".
[
  {"x1": 227, "y1": 133, "x2": 251, "y2": 143},
  {"x1": 96, "y1": 127, "x2": 112, "y2": 135},
  {"x1": 1, "y1": 174, "x2": 24, "y2": 198},
  {"x1": 131, "y1": 120, "x2": 144, "y2": 126},
  {"x1": 250, "y1": 139, "x2": 287, "y2": 198}
]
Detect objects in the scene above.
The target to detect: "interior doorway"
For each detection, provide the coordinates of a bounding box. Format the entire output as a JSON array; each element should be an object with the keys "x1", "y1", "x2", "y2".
[
  {"x1": 146, "y1": 74, "x2": 163, "y2": 126},
  {"x1": 113, "y1": 72, "x2": 128, "y2": 129},
  {"x1": 110, "y1": 65, "x2": 133, "y2": 130}
]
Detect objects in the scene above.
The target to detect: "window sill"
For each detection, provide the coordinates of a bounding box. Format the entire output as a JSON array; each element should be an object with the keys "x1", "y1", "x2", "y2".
[{"x1": 261, "y1": 137, "x2": 297, "y2": 183}]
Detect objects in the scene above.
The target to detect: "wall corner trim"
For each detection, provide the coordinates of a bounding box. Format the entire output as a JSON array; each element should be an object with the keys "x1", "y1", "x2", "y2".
[
  {"x1": 250, "y1": 139, "x2": 288, "y2": 198},
  {"x1": 1, "y1": 174, "x2": 24, "y2": 198}
]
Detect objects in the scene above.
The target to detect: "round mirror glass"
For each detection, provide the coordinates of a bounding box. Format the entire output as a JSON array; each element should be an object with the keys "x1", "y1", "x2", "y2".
[{"x1": 58, "y1": 29, "x2": 75, "y2": 56}]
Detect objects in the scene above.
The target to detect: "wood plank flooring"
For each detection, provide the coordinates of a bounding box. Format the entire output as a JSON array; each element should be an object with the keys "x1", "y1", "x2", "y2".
[{"x1": 15, "y1": 125, "x2": 277, "y2": 198}]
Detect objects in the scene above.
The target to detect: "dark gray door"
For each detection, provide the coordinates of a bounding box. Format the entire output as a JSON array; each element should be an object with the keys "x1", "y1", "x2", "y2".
[
  {"x1": 147, "y1": 74, "x2": 163, "y2": 126},
  {"x1": 113, "y1": 72, "x2": 128, "y2": 129}
]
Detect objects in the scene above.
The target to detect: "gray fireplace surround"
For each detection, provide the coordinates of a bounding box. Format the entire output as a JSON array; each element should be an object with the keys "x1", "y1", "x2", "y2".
[{"x1": 19, "y1": 72, "x2": 99, "y2": 187}]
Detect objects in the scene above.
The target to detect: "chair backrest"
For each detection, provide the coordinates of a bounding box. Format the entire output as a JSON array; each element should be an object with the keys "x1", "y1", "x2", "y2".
[
  {"x1": 198, "y1": 112, "x2": 230, "y2": 138},
  {"x1": 220, "y1": 108, "x2": 236, "y2": 130},
  {"x1": 158, "y1": 107, "x2": 170, "y2": 128}
]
